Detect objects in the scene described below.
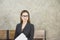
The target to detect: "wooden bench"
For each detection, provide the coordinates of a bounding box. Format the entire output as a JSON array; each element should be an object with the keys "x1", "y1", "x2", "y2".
[{"x1": 0, "y1": 30, "x2": 46, "y2": 40}]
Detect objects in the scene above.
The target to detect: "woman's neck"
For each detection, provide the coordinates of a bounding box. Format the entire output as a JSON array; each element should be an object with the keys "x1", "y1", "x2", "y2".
[{"x1": 23, "y1": 21, "x2": 27, "y2": 24}]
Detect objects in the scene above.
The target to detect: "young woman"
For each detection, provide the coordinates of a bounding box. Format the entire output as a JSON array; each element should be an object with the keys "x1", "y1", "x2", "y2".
[{"x1": 14, "y1": 10, "x2": 34, "y2": 40}]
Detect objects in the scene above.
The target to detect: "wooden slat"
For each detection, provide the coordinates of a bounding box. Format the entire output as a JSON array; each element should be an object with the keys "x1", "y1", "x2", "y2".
[
  {"x1": 9, "y1": 30, "x2": 15, "y2": 39},
  {"x1": 0, "y1": 30, "x2": 7, "y2": 39}
]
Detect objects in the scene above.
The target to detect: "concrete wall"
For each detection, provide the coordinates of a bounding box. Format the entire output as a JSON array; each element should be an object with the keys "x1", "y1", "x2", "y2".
[{"x1": 0, "y1": 0, "x2": 60, "y2": 40}]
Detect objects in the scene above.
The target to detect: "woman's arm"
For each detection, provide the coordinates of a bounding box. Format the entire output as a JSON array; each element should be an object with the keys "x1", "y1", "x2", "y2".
[
  {"x1": 28, "y1": 24, "x2": 34, "y2": 40},
  {"x1": 14, "y1": 24, "x2": 19, "y2": 39}
]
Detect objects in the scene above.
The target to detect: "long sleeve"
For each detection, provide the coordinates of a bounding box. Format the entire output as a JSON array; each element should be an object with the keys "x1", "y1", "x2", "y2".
[
  {"x1": 14, "y1": 24, "x2": 19, "y2": 39},
  {"x1": 28, "y1": 24, "x2": 34, "y2": 40}
]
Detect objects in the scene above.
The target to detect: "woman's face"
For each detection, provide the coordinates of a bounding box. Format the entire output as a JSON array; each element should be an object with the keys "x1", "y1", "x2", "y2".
[{"x1": 21, "y1": 12, "x2": 28, "y2": 22}]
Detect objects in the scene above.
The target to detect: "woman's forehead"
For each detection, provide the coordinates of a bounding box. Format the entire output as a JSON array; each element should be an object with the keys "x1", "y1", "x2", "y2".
[{"x1": 22, "y1": 12, "x2": 28, "y2": 15}]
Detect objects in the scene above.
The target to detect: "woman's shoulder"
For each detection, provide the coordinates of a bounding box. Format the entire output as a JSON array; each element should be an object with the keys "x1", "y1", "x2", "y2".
[
  {"x1": 29, "y1": 23, "x2": 34, "y2": 25},
  {"x1": 28, "y1": 23, "x2": 34, "y2": 28},
  {"x1": 16, "y1": 23, "x2": 21, "y2": 27},
  {"x1": 17, "y1": 23, "x2": 21, "y2": 25}
]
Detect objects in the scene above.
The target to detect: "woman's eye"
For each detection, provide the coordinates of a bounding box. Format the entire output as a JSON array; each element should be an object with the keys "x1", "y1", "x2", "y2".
[{"x1": 22, "y1": 15, "x2": 28, "y2": 17}]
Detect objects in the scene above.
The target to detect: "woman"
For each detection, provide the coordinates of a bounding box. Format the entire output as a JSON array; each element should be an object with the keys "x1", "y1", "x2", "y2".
[{"x1": 14, "y1": 10, "x2": 34, "y2": 40}]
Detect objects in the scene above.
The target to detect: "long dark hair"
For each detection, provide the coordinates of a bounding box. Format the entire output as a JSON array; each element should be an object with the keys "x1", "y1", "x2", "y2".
[{"x1": 20, "y1": 10, "x2": 30, "y2": 24}]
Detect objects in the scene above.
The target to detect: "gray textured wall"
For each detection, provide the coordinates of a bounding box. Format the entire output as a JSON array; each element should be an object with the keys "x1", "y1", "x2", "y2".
[{"x1": 0, "y1": 0, "x2": 60, "y2": 40}]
